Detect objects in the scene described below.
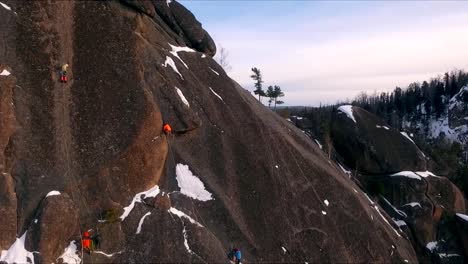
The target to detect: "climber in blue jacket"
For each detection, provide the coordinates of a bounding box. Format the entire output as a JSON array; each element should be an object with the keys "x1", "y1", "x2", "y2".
[{"x1": 227, "y1": 248, "x2": 242, "y2": 264}]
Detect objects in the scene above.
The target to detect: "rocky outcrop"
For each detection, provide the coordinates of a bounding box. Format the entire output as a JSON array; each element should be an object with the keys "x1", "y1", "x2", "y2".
[
  {"x1": 331, "y1": 106, "x2": 427, "y2": 174},
  {"x1": 26, "y1": 193, "x2": 78, "y2": 264}
]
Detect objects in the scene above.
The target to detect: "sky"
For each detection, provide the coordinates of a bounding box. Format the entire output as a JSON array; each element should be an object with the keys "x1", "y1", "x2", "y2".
[{"x1": 182, "y1": 1, "x2": 468, "y2": 106}]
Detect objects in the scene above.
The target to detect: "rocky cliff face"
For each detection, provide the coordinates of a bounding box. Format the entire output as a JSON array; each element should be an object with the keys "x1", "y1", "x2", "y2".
[
  {"x1": 329, "y1": 105, "x2": 468, "y2": 263},
  {"x1": 0, "y1": 1, "x2": 418, "y2": 263}
]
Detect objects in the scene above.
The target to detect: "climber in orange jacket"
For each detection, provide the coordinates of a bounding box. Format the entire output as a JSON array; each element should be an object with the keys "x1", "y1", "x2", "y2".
[
  {"x1": 163, "y1": 123, "x2": 172, "y2": 134},
  {"x1": 82, "y1": 231, "x2": 92, "y2": 252}
]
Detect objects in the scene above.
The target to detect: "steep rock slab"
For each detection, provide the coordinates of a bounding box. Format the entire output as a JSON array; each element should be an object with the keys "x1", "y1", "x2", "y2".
[{"x1": 331, "y1": 105, "x2": 426, "y2": 174}]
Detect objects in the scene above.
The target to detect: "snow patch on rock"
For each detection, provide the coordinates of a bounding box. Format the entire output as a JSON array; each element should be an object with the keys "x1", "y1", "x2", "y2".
[
  {"x1": 120, "y1": 185, "x2": 160, "y2": 221},
  {"x1": 168, "y1": 44, "x2": 195, "y2": 69},
  {"x1": 46, "y1": 190, "x2": 61, "y2": 197},
  {"x1": 209, "y1": 67, "x2": 220, "y2": 76},
  {"x1": 376, "y1": 125, "x2": 390, "y2": 130},
  {"x1": 390, "y1": 171, "x2": 421, "y2": 180},
  {"x1": 175, "y1": 87, "x2": 190, "y2": 107},
  {"x1": 456, "y1": 213, "x2": 468, "y2": 222},
  {"x1": 58, "y1": 241, "x2": 81, "y2": 264},
  {"x1": 209, "y1": 87, "x2": 224, "y2": 101},
  {"x1": 0, "y1": 69, "x2": 11, "y2": 76},
  {"x1": 162, "y1": 56, "x2": 183, "y2": 79},
  {"x1": 175, "y1": 164, "x2": 213, "y2": 201},
  {"x1": 168, "y1": 207, "x2": 203, "y2": 227},
  {"x1": 338, "y1": 105, "x2": 357, "y2": 123},
  {"x1": 0, "y1": 232, "x2": 35, "y2": 264},
  {"x1": 136, "y1": 212, "x2": 152, "y2": 234},
  {"x1": 0, "y1": 1, "x2": 11, "y2": 11}
]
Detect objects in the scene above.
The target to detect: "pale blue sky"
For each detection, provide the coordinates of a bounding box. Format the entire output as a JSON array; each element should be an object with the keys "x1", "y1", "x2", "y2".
[{"x1": 182, "y1": 1, "x2": 468, "y2": 106}]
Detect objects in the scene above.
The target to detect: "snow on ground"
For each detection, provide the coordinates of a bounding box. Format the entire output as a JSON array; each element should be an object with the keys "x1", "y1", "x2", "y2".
[
  {"x1": 449, "y1": 86, "x2": 468, "y2": 110},
  {"x1": 0, "y1": 69, "x2": 11, "y2": 76},
  {"x1": 456, "y1": 213, "x2": 468, "y2": 222},
  {"x1": 0, "y1": 1, "x2": 11, "y2": 11},
  {"x1": 168, "y1": 207, "x2": 203, "y2": 227},
  {"x1": 0, "y1": 232, "x2": 35, "y2": 264},
  {"x1": 390, "y1": 171, "x2": 421, "y2": 180},
  {"x1": 337, "y1": 163, "x2": 351, "y2": 178},
  {"x1": 426, "y1": 241, "x2": 438, "y2": 252},
  {"x1": 162, "y1": 56, "x2": 183, "y2": 79},
  {"x1": 166, "y1": 0, "x2": 172, "y2": 7},
  {"x1": 46, "y1": 190, "x2": 61, "y2": 197},
  {"x1": 201, "y1": 54, "x2": 206, "y2": 58},
  {"x1": 324, "y1": 199, "x2": 329, "y2": 206},
  {"x1": 175, "y1": 87, "x2": 190, "y2": 107},
  {"x1": 209, "y1": 87, "x2": 224, "y2": 101},
  {"x1": 314, "y1": 139, "x2": 323, "y2": 149},
  {"x1": 376, "y1": 125, "x2": 390, "y2": 130},
  {"x1": 337, "y1": 105, "x2": 357, "y2": 123},
  {"x1": 175, "y1": 164, "x2": 213, "y2": 201},
  {"x1": 58, "y1": 241, "x2": 81, "y2": 264},
  {"x1": 168, "y1": 44, "x2": 195, "y2": 69},
  {"x1": 120, "y1": 185, "x2": 160, "y2": 221},
  {"x1": 402, "y1": 202, "x2": 422, "y2": 208},
  {"x1": 400, "y1": 132, "x2": 416, "y2": 144},
  {"x1": 209, "y1": 67, "x2": 220, "y2": 76},
  {"x1": 321, "y1": 211, "x2": 327, "y2": 215},
  {"x1": 136, "y1": 212, "x2": 152, "y2": 234}
]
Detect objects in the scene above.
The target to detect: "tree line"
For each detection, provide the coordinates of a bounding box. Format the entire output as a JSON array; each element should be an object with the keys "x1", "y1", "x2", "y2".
[{"x1": 250, "y1": 67, "x2": 285, "y2": 109}]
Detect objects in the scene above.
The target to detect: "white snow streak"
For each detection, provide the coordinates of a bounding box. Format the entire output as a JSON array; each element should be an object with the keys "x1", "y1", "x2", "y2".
[
  {"x1": 162, "y1": 56, "x2": 183, "y2": 79},
  {"x1": 337, "y1": 163, "x2": 351, "y2": 177},
  {"x1": 136, "y1": 212, "x2": 152, "y2": 234},
  {"x1": 182, "y1": 225, "x2": 193, "y2": 254},
  {"x1": 400, "y1": 132, "x2": 416, "y2": 144},
  {"x1": 201, "y1": 54, "x2": 206, "y2": 58},
  {"x1": 314, "y1": 139, "x2": 323, "y2": 149},
  {"x1": 209, "y1": 67, "x2": 220, "y2": 76},
  {"x1": 175, "y1": 164, "x2": 213, "y2": 201},
  {"x1": 337, "y1": 105, "x2": 357, "y2": 123},
  {"x1": 456, "y1": 213, "x2": 468, "y2": 222},
  {"x1": 402, "y1": 202, "x2": 422, "y2": 208},
  {"x1": 58, "y1": 241, "x2": 81, "y2": 264},
  {"x1": 376, "y1": 125, "x2": 390, "y2": 130},
  {"x1": 390, "y1": 171, "x2": 421, "y2": 180},
  {"x1": 324, "y1": 200, "x2": 329, "y2": 206},
  {"x1": 321, "y1": 210, "x2": 327, "y2": 215},
  {"x1": 120, "y1": 185, "x2": 160, "y2": 221},
  {"x1": 166, "y1": 0, "x2": 172, "y2": 7},
  {"x1": 0, "y1": 69, "x2": 11, "y2": 76},
  {"x1": 209, "y1": 87, "x2": 224, "y2": 101},
  {"x1": 0, "y1": 1, "x2": 11, "y2": 11},
  {"x1": 46, "y1": 190, "x2": 61, "y2": 197},
  {"x1": 175, "y1": 87, "x2": 190, "y2": 107},
  {"x1": 0, "y1": 232, "x2": 35, "y2": 264},
  {"x1": 373, "y1": 205, "x2": 401, "y2": 237},
  {"x1": 168, "y1": 207, "x2": 204, "y2": 227},
  {"x1": 281, "y1": 246, "x2": 287, "y2": 253},
  {"x1": 168, "y1": 44, "x2": 195, "y2": 69},
  {"x1": 93, "y1": 251, "x2": 122, "y2": 258}
]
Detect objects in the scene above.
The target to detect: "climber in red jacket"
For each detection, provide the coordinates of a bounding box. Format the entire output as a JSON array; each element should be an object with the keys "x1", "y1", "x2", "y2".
[{"x1": 82, "y1": 231, "x2": 92, "y2": 252}]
